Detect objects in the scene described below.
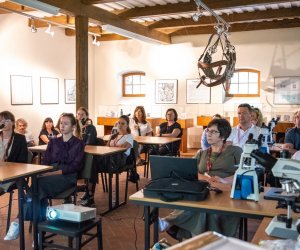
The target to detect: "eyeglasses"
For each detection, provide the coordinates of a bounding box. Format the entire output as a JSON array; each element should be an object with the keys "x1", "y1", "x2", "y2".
[
  {"x1": 118, "y1": 122, "x2": 127, "y2": 125},
  {"x1": 206, "y1": 129, "x2": 220, "y2": 135},
  {"x1": 0, "y1": 119, "x2": 11, "y2": 123}
]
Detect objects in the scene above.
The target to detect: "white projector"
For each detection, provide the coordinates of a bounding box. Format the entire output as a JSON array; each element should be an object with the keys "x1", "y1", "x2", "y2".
[{"x1": 46, "y1": 204, "x2": 96, "y2": 222}]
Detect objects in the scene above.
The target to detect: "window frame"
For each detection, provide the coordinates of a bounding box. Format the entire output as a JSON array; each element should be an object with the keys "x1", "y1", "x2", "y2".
[
  {"x1": 122, "y1": 72, "x2": 146, "y2": 97},
  {"x1": 225, "y1": 69, "x2": 260, "y2": 97}
]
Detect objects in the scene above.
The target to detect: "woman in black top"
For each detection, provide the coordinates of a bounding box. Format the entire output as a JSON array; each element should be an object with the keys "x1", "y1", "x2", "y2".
[
  {"x1": 151, "y1": 108, "x2": 182, "y2": 156},
  {"x1": 38, "y1": 117, "x2": 59, "y2": 145}
]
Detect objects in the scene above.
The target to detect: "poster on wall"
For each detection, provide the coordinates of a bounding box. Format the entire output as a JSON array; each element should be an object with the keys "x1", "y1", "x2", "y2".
[
  {"x1": 10, "y1": 75, "x2": 33, "y2": 105},
  {"x1": 155, "y1": 79, "x2": 178, "y2": 104},
  {"x1": 274, "y1": 76, "x2": 300, "y2": 105},
  {"x1": 40, "y1": 77, "x2": 59, "y2": 104},
  {"x1": 65, "y1": 79, "x2": 76, "y2": 104},
  {"x1": 186, "y1": 79, "x2": 211, "y2": 104}
]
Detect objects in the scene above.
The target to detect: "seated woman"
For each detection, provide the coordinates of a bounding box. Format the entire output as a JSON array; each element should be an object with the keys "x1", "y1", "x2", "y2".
[
  {"x1": 159, "y1": 119, "x2": 242, "y2": 241},
  {"x1": 76, "y1": 107, "x2": 97, "y2": 145},
  {"x1": 81, "y1": 115, "x2": 133, "y2": 207},
  {"x1": 38, "y1": 117, "x2": 60, "y2": 145},
  {"x1": 5, "y1": 113, "x2": 85, "y2": 241},
  {"x1": 151, "y1": 108, "x2": 182, "y2": 156},
  {"x1": 251, "y1": 107, "x2": 263, "y2": 127},
  {"x1": 15, "y1": 118, "x2": 35, "y2": 147},
  {"x1": 130, "y1": 106, "x2": 153, "y2": 165},
  {"x1": 0, "y1": 111, "x2": 28, "y2": 196},
  {"x1": 201, "y1": 114, "x2": 222, "y2": 150}
]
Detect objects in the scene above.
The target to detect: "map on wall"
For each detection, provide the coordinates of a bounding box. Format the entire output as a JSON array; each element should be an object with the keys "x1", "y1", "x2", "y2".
[{"x1": 274, "y1": 76, "x2": 300, "y2": 104}]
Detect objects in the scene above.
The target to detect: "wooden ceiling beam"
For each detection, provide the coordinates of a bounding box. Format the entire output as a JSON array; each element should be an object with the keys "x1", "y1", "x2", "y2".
[
  {"x1": 65, "y1": 28, "x2": 128, "y2": 41},
  {"x1": 118, "y1": 0, "x2": 298, "y2": 19},
  {"x1": 149, "y1": 7, "x2": 300, "y2": 29},
  {"x1": 170, "y1": 18, "x2": 300, "y2": 36},
  {"x1": 0, "y1": 2, "x2": 32, "y2": 12},
  {"x1": 81, "y1": 0, "x2": 121, "y2": 4},
  {"x1": 37, "y1": 0, "x2": 170, "y2": 44}
]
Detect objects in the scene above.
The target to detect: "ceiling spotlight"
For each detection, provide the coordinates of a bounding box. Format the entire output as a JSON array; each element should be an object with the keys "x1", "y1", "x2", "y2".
[
  {"x1": 192, "y1": 5, "x2": 203, "y2": 22},
  {"x1": 30, "y1": 18, "x2": 37, "y2": 33},
  {"x1": 92, "y1": 35, "x2": 100, "y2": 46},
  {"x1": 45, "y1": 23, "x2": 54, "y2": 37}
]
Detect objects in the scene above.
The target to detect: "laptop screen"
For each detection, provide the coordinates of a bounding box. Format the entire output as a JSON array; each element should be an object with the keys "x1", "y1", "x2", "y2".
[{"x1": 149, "y1": 155, "x2": 198, "y2": 180}]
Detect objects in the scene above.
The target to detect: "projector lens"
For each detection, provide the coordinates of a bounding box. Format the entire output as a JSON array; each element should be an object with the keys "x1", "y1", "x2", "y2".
[{"x1": 48, "y1": 209, "x2": 58, "y2": 220}]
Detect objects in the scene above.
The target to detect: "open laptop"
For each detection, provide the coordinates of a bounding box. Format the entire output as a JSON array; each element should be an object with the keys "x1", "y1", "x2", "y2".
[{"x1": 149, "y1": 155, "x2": 198, "y2": 180}]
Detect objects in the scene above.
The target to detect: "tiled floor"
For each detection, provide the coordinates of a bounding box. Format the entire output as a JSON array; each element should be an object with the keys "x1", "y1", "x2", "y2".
[{"x1": 0, "y1": 150, "x2": 261, "y2": 249}]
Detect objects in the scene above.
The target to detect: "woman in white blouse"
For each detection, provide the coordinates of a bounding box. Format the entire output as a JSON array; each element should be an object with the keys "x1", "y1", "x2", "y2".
[{"x1": 130, "y1": 106, "x2": 153, "y2": 165}]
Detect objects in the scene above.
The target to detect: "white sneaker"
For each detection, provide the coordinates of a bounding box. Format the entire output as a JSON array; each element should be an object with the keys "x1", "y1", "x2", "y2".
[
  {"x1": 4, "y1": 221, "x2": 19, "y2": 240},
  {"x1": 158, "y1": 218, "x2": 170, "y2": 232}
]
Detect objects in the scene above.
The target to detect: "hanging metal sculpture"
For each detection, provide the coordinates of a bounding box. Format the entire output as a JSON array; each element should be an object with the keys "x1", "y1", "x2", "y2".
[{"x1": 197, "y1": 24, "x2": 236, "y2": 90}]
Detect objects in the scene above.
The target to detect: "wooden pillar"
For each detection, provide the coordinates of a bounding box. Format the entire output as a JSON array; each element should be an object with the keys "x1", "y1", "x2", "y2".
[{"x1": 75, "y1": 15, "x2": 88, "y2": 110}]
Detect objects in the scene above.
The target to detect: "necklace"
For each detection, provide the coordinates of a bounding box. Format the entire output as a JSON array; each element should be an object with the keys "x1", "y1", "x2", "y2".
[
  {"x1": 206, "y1": 142, "x2": 225, "y2": 173},
  {"x1": 113, "y1": 134, "x2": 124, "y2": 147}
]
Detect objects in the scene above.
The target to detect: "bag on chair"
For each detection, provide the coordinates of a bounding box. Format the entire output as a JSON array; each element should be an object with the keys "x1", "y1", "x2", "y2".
[{"x1": 144, "y1": 173, "x2": 209, "y2": 202}]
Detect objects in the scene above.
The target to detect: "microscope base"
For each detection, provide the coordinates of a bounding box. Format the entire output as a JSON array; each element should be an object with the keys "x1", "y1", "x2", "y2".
[{"x1": 265, "y1": 216, "x2": 298, "y2": 240}]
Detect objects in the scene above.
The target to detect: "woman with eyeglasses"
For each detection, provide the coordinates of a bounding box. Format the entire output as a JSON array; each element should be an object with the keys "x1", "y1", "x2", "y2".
[
  {"x1": 38, "y1": 117, "x2": 60, "y2": 145},
  {"x1": 201, "y1": 114, "x2": 222, "y2": 150},
  {"x1": 158, "y1": 119, "x2": 242, "y2": 241},
  {"x1": 81, "y1": 115, "x2": 133, "y2": 207},
  {"x1": 0, "y1": 111, "x2": 28, "y2": 195}
]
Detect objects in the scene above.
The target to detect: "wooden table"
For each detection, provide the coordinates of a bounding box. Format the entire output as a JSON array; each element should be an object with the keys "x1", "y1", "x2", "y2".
[
  {"x1": 83, "y1": 146, "x2": 127, "y2": 215},
  {"x1": 129, "y1": 189, "x2": 286, "y2": 250},
  {"x1": 28, "y1": 144, "x2": 47, "y2": 164},
  {"x1": 98, "y1": 117, "x2": 193, "y2": 153},
  {"x1": 0, "y1": 162, "x2": 52, "y2": 250},
  {"x1": 251, "y1": 217, "x2": 276, "y2": 245},
  {"x1": 29, "y1": 145, "x2": 127, "y2": 215},
  {"x1": 134, "y1": 136, "x2": 181, "y2": 178}
]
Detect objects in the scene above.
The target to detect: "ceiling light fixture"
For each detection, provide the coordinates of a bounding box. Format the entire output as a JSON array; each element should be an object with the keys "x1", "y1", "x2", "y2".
[
  {"x1": 92, "y1": 35, "x2": 100, "y2": 46},
  {"x1": 45, "y1": 23, "x2": 54, "y2": 37},
  {"x1": 30, "y1": 18, "x2": 37, "y2": 33},
  {"x1": 9, "y1": 0, "x2": 60, "y2": 15},
  {"x1": 192, "y1": 4, "x2": 203, "y2": 22}
]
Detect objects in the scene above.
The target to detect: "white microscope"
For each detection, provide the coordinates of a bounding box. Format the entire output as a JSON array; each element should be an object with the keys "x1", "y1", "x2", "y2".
[
  {"x1": 230, "y1": 143, "x2": 261, "y2": 202},
  {"x1": 263, "y1": 158, "x2": 300, "y2": 240}
]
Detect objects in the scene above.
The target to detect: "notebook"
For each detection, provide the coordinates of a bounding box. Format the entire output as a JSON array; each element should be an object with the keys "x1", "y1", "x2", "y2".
[{"x1": 149, "y1": 155, "x2": 198, "y2": 180}]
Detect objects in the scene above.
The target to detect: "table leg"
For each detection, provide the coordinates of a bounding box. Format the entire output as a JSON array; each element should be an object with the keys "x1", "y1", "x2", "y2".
[
  {"x1": 153, "y1": 208, "x2": 159, "y2": 244},
  {"x1": 115, "y1": 173, "x2": 119, "y2": 206},
  {"x1": 16, "y1": 179, "x2": 25, "y2": 250},
  {"x1": 144, "y1": 206, "x2": 150, "y2": 250},
  {"x1": 108, "y1": 173, "x2": 113, "y2": 210},
  {"x1": 32, "y1": 175, "x2": 39, "y2": 250}
]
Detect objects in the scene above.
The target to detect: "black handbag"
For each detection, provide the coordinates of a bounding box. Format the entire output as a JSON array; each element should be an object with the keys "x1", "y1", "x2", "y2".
[{"x1": 144, "y1": 174, "x2": 210, "y2": 202}]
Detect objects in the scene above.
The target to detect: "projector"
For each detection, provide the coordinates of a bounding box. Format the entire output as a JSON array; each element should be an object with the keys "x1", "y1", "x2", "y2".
[{"x1": 46, "y1": 204, "x2": 96, "y2": 222}]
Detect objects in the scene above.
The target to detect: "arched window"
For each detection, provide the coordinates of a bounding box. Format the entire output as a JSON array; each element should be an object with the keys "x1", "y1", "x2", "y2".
[
  {"x1": 122, "y1": 72, "x2": 145, "y2": 97},
  {"x1": 226, "y1": 69, "x2": 260, "y2": 97}
]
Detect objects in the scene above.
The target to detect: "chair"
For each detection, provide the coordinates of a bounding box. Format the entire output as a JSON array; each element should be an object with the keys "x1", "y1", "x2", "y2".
[{"x1": 6, "y1": 150, "x2": 33, "y2": 233}]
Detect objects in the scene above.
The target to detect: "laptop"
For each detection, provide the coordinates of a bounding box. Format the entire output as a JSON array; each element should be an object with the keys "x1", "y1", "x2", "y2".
[{"x1": 149, "y1": 155, "x2": 198, "y2": 180}]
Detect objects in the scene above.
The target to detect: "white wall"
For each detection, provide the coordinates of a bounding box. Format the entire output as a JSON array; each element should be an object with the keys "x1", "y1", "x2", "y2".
[
  {"x1": 1, "y1": 13, "x2": 300, "y2": 145},
  {"x1": 93, "y1": 28, "x2": 300, "y2": 128},
  {"x1": 0, "y1": 14, "x2": 96, "y2": 142}
]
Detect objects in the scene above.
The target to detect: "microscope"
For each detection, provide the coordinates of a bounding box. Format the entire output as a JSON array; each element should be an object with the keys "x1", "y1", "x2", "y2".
[
  {"x1": 230, "y1": 135, "x2": 263, "y2": 202},
  {"x1": 251, "y1": 149, "x2": 300, "y2": 240}
]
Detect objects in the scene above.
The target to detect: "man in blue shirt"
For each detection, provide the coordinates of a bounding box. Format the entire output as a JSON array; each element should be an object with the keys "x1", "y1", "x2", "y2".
[{"x1": 283, "y1": 110, "x2": 300, "y2": 155}]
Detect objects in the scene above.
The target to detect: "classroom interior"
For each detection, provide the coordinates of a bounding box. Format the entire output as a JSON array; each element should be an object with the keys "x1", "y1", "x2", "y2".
[{"x1": 0, "y1": 0, "x2": 300, "y2": 249}]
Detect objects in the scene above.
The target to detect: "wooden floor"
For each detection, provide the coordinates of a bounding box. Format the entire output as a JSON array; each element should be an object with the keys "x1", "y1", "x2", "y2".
[{"x1": 0, "y1": 149, "x2": 261, "y2": 249}]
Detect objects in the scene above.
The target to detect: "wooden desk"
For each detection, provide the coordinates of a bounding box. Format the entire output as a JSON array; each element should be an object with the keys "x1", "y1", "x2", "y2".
[
  {"x1": 129, "y1": 189, "x2": 286, "y2": 250},
  {"x1": 83, "y1": 145, "x2": 127, "y2": 215},
  {"x1": 273, "y1": 122, "x2": 294, "y2": 133},
  {"x1": 134, "y1": 136, "x2": 181, "y2": 178},
  {"x1": 251, "y1": 217, "x2": 276, "y2": 245},
  {"x1": 197, "y1": 116, "x2": 230, "y2": 127},
  {"x1": 28, "y1": 145, "x2": 47, "y2": 164},
  {"x1": 0, "y1": 162, "x2": 52, "y2": 250},
  {"x1": 97, "y1": 117, "x2": 161, "y2": 135},
  {"x1": 29, "y1": 145, "x2": 127, "y2": 215}
]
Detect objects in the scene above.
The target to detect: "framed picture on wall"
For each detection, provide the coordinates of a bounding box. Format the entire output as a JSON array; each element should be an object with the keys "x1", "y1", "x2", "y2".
[
  {"x1": 274, "y1": 76, "x2": 300, "y2": 104},
  {"x1": 186, "y1": 79, "x2": 211, "y2": 104},
  {"x1": 10, "y1": 75, "x2": 33, "y2": 105},
  {"x1": 155, "y1": 79, "x2": 178, "y2": 104},
  {"x1": 65, "y1": 79, "x2": 76, "y2": 104},
  {"x1": 40, "y1": 77, "x2": 59, "y2": 104}
]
